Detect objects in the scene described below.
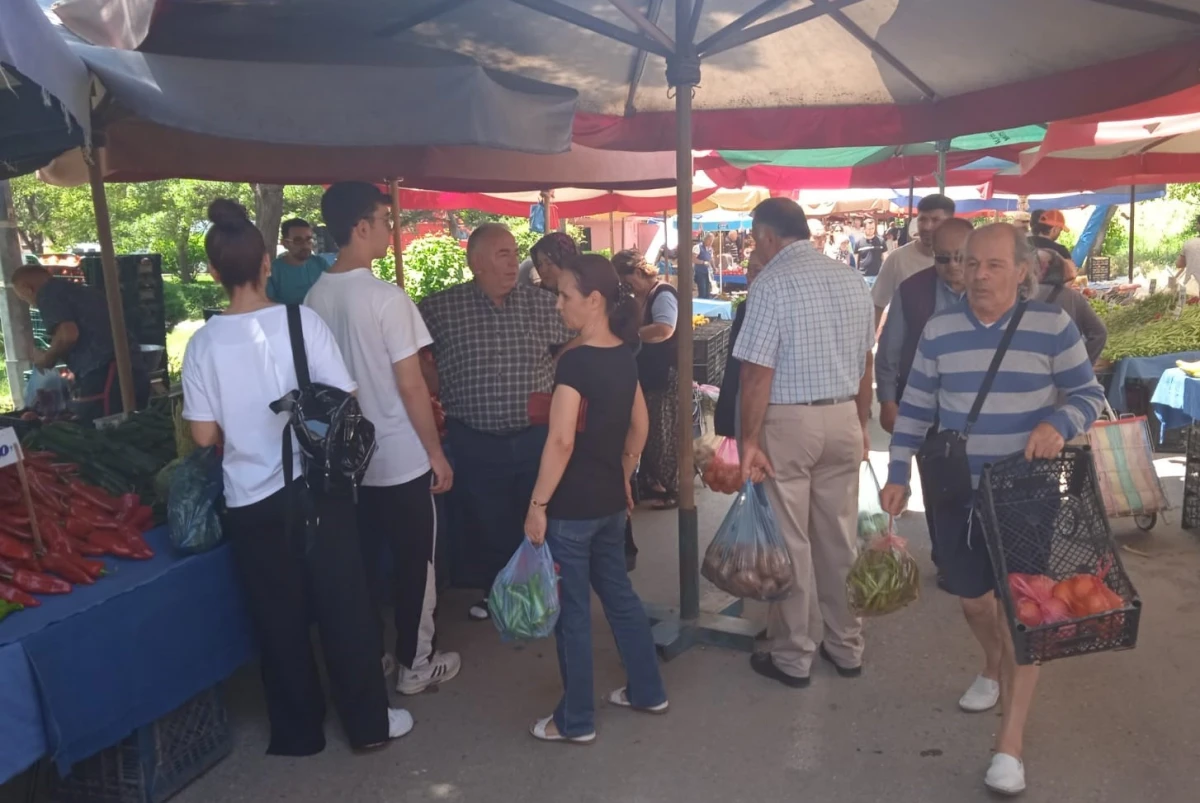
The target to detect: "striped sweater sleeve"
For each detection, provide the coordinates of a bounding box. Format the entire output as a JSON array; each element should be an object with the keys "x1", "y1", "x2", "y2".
[
  {"x1": 1043, "y1": 315, "x2": 1106, "y2": 439},
  {"x1": 887, "y1": 330, "x2": 940, "y2": 486}
]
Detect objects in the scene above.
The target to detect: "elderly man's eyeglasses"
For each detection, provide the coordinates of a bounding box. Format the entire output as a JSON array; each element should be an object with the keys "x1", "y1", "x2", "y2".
[{"x1": 934, "y1": 253, "x2": 964, "y2": 265}]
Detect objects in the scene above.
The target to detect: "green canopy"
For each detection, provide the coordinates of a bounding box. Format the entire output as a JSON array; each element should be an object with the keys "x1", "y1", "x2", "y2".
[{"x1": 717, "y1": 126, "x2": 1046, "y2": 170}]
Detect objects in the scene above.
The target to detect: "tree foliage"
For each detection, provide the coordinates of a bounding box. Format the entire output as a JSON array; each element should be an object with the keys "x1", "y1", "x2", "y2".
[{"x1": 384, "y1": 234, "x2": 471, "y2": 304}]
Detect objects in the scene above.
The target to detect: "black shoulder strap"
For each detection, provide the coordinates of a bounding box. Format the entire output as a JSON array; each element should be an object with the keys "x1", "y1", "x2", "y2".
[
  {"x1": 1047, "y1": 284, "x2": 1063, "y2": 304},
  {"x1": 286, "y1": 304, "x2": 311, "y2": 390},
  {"x1": 965, "y1": 301, "x2": 1027, "y2": 435}
]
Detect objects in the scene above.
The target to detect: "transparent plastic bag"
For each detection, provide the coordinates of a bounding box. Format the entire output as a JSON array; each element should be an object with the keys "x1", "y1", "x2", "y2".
[
  {"x1": 701, "y1": 437, "x2": 741, "y2": 494},
  {"x1": 489, "y1": 540, "x2": 561, "y2": 641},
  {"x1": 167, "y1": 446, "x2": 225, "y2": 554},
  {"x1": 857, "y1": 461, "x2": 890, "y2": 545},
  {"x1": 701, "y1": 481, "x2": 794, "y2": 601},
  {"x1": 846, "y1": 525, "x2": 921, "y2": 617},
  {"x1": 24, "y1": 368, "x2": 69, "y2": 417}
]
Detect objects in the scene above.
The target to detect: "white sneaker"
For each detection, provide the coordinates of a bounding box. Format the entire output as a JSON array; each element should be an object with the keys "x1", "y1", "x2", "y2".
[
  {"x1": 959, "y1": 674, "x2": 1001, "y2": 712},
  {"x1": 985, "y1": 753, "x2": 1026, "y2": 796},
  {"x1": 387, "y1": 708, "x2": 414, "y2": 739},
  {"x1": 397, "y1": 651, "x2": 462, "y2": 695},
  {"x1": 468, "y1": 599, "x2": 490, "y2": 621}
]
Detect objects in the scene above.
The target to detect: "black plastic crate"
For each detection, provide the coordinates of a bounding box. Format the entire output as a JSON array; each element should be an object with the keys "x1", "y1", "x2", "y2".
[
  {"x1": 1184, "y1": 424, "x2": 1200, "y2": 530},
  {"x1": 978, "y1": 448, "x2": 1142, "y2": 665},
  {"x1": 693, "y1": 319, "x2": 731, "y2": 385},
  {"x1": 1124, "y1": 378, "x2": 1187, "y2": 453},
  {"x1": 50, "y1": 688, "x2": 231, "y2": 803},
  {"x1": 80, "y1": 253, "x2": 167, "y2": 348}
]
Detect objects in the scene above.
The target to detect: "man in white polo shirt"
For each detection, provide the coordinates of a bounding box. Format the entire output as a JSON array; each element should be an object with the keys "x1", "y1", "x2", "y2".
[{"x1": 306, "y1": 182, "x2": 459, "y2": 696}]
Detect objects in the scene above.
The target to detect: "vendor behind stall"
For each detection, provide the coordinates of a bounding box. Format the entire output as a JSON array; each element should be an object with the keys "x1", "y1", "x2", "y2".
[{"x1": 11, "y1": 264, "x2": 149, "y2": 420}]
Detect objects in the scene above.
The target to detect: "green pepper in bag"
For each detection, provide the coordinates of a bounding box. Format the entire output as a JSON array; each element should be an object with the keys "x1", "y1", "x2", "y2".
[{"x1": 490, "y1": 541, "x2": 560, "y2": 641}]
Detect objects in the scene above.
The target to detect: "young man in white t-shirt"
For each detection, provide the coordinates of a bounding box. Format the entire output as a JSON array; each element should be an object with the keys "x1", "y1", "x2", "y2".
[
  {"x1": 306, "y1": 182, "x2": 460, "y2": 696},
  {"x1": 871, "y1": 194, "x2": 956, "y2": 326}
]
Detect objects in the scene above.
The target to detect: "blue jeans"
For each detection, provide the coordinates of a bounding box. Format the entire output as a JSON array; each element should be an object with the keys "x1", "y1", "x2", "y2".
[
  {"x1": 547, "y1": 512, "x2": 666, "y2": 737},
  {"x1": 445, "y1": 421, "x2": 547, "y2": 592}
]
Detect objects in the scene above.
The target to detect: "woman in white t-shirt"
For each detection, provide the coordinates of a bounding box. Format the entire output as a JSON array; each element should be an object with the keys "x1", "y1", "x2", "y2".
[{"x1": 182, "y1": 199, "x2": 411, "y2": 756}]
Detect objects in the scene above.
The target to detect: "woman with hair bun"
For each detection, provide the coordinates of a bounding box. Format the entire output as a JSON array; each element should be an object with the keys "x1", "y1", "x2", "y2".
[
  {"x1": 523, "y1": 253, "x2": 668, "y2": 743},
  {"x1": 181, "y1": 199, "x2": 412, "y2": 756}
]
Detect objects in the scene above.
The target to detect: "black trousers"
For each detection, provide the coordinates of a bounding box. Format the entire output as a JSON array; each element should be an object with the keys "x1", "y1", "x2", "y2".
[
  {"x1": 224, "y1": 487, "x2": 389, "y2": 755},
  {"x1": 358, "y1": 472, "x2": 438, "y2": 670}
]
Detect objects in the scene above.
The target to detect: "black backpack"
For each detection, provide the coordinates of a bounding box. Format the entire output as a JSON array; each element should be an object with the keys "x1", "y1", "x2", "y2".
[{"x1": 270, "y1": 305, "x2": 377, "y2": 498}]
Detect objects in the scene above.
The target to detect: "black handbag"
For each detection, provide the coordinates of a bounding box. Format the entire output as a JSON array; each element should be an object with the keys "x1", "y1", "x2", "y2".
[{"x1": 916, "y1": 301, "x2": 1027, "y2": 510}]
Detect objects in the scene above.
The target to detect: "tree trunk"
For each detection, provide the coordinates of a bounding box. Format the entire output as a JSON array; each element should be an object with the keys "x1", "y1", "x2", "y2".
[
  {"x1": 176, "y1": 230, "x2": 195, "y2": 283},
  {"x1": 252, "y1": 184, "x2": 285, "y2": 254}
]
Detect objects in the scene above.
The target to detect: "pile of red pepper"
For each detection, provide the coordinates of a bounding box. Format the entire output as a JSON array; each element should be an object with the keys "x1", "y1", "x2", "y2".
[{"x1": 0, "y1": 453, "x2": 156, "y2": 611}]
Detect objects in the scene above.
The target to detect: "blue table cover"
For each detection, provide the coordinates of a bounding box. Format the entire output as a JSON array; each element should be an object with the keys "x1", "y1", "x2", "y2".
[
  {"x1": 1106, "y1": 351, "x2": 1200, "y2": 412},
  {"x1": 694, "y1": 299, "x2": 734, "y2": 320},
  {"x1": 0, "y1": 527, "x2": 253, "y2": 781},
  {"x1": 715, "y1": 273, "x2": 747, "y2": 288},
  {"x1": 1152, "y1": 367, "x2": 1200, "y2": 432}
]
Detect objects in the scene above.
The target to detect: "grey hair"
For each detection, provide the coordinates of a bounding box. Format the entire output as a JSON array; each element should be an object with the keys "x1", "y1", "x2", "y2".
[{"x1": 466, "y1": 222, "x2": 511, "y2": 264}]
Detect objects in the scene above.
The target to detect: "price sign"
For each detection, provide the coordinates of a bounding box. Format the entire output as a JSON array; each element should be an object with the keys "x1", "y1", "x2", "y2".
[
  {"x1": 1089, "y1": 256, "x2": 1111, "y2": 282},
  {"x1": 0, "y1": 427, "x2": 22, "y2": 469}
]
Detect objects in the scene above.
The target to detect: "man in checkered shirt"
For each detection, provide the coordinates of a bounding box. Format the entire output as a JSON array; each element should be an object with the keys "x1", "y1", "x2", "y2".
[
  {"x1": 419, "y1": 223, "x2": 571, "y2": 621},
  {"x1": 734, "y1": 198, "x2": 876, "y2": 688}
]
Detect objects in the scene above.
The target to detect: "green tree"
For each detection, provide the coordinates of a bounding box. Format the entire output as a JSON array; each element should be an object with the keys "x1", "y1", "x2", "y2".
[{"x1": 382, "y1": 234, "x2": 471, "y2": 304}]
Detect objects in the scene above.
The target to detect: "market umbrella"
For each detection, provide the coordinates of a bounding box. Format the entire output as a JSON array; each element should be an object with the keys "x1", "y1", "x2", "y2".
[
  {"x1": 49, "y1": 0, "x2": 1200, "y2": 656},
  {"x1": 696, "y1": 126, "x2": 1045, "y2": 189},
  {"x1": 0, "y1": 0, "x2": 90, "y2": 177}
]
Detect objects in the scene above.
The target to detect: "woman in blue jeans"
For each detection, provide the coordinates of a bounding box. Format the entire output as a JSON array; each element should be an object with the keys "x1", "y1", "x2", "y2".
[{"x1": 523, "y1": 253, "x2": 669, "y2": 743}]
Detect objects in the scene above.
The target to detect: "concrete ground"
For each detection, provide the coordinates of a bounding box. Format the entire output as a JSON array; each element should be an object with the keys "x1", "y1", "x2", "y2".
[{"x1": 177, "y1": 414, "x2": 1200, "y2": 803}]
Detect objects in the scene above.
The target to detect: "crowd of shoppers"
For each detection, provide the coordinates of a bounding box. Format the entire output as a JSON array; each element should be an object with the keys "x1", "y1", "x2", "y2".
[{"x1": 181, "y1": 185, "x2": 1113, "y2": 796}]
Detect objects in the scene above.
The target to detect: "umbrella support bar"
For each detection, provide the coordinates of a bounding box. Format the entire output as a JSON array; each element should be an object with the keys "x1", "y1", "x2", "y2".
[{"x1": 645, "y1": 597, "x2": 758, "y2": 660}]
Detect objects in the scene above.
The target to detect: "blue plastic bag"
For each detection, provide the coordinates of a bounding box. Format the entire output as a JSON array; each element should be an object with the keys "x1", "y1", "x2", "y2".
[
  {"x1": 167, "y1": 446, "x2": 225, "y2": 554},
  {"x1": 701, "y1": 481, "x2": 794, "y2": 601},
  {"x1": 489, "y1": 540, "x2": 560, "y2": 641}
]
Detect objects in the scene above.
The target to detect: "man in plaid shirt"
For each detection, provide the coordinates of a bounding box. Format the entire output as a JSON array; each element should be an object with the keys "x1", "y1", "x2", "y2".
[
  {"x1": 735, "y1": 198, "x2": 876, "y2": 689},
  {"x1": 419, "y1": 224, "x2": 571, "y2": 620}
]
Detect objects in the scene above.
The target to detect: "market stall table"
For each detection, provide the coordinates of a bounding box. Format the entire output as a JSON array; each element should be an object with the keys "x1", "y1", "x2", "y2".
[
  {"x1": 1151, "y1": 368, "x2": 1200, "y2": 531},
  {"x1": 0, "y1": 527, "x2": 254, "y2": 784},
  {"x1": 693, "y1": 299, "x2": 733, "y2": 320},
  {"x1": 1105, "y1": 351, "x2": 1200, "y2": 413}
]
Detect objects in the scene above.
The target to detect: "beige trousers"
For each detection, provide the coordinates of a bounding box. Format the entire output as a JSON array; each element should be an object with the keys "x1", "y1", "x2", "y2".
[{"x1": 761, "y1": 402, "x2": 865, "y2": 677}]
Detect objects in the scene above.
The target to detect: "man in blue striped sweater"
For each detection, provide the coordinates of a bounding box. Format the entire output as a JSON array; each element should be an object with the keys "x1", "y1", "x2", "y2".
[{"x1": 880, "y1": 223, "x2": 1105, "y2": 796}]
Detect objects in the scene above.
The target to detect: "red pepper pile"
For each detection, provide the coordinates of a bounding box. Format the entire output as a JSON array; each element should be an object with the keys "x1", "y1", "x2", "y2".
[{"x1": 0, "y1": 453, "x2": 156, "y2": 611}]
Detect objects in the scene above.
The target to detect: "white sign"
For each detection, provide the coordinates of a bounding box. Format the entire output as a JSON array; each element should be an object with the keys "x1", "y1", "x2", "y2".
[{"x1": 0, "y1": 427, "x2": 22, "y2": 469}]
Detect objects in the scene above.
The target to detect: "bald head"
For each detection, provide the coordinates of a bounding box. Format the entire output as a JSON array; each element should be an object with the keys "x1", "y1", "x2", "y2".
[
  {"x1": 965, "y1": 223, "x2": 1033, "y2": 322},
  {"x1": 466, "y1": 223, "x2": 519, "y2": 303}
]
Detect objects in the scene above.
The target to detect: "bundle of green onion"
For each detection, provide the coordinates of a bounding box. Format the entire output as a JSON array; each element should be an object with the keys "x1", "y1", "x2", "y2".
[{"x1": 846, "y1": 536, "x2": 920, "y2": 617}]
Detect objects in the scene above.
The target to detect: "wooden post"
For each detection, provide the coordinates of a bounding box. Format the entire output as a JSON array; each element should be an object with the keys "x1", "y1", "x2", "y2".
[
  {"x1": 86, "y1": 158, "x2": 137, "y2": 414},
  {"x1": 1128, "y1": 185, "x2": 1136, "y2": 281},
  {"x1": 389, "y1": 178, "x2": 404, "y2": 287}
]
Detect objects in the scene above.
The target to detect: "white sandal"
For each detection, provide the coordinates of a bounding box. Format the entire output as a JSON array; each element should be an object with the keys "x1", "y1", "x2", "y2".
[
  {"x1": 607, "y1": 687, "x2": 669, "y2": 714},
  {"x1": 530, "y1": 716, "x2": 596, "y2": 744}
]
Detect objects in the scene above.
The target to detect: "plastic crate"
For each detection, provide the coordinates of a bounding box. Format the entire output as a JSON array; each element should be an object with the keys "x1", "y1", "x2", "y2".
[
  {"x1": 1123, "y1": 378, "x2": 1187, "y2": 453},
  {"x1": 693, "y1": 319, "x2": 731, "y2": 385},
  {"x1": 50, "y1": 688, "x2": 231, "y2": 803},
  {"x1": 80, "y1": 253, "x2": 167, "y2": 348},
  {"x1": 978, "y1": 448, "x2": 1142, "y2": 665},
  {"x1": 1184, "y1": 424, "x2": 1200, "y2": 530}
]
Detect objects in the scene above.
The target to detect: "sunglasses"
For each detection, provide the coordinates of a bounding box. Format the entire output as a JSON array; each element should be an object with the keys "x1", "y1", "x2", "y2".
[
  {"x1": 287, "y1": 236, "x2": 315, "y2": 245},
  {"x1": 934, "y1": 253, "x2": 964, "y2": 265}
]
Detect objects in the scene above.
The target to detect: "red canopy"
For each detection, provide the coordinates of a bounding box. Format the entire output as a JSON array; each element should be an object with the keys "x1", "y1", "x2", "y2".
[
  {"x1": 390, "y1": 187, "x2": 715, "y2": 219},
  {"x1": 997, "y1": 84, "x2": 1200, "y2": 192}
]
